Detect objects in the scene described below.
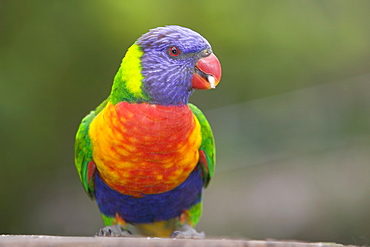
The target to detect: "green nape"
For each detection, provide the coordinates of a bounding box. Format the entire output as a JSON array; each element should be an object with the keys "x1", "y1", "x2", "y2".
[{"x1": 110, "y1": 43, "x2": 150, "y2": 105}]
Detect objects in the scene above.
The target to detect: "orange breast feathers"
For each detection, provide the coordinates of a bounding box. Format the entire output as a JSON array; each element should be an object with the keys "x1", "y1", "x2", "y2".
[{"x1": 89, "y1": 101, "x2": 202, "y2": 197}]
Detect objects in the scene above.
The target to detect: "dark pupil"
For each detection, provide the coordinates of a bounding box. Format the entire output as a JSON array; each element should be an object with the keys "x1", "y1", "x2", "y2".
[{"x1": 171, "y1": 47, "x2": 178, "y2": 54}]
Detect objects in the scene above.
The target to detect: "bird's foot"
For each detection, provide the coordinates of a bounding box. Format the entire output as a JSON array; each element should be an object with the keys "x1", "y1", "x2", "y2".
[
  {"x1": 96, "y1": 224, "x2": 132, "y2": 237},
  {"x1": 170, "y1": 224, "x2": 205, "y2": 239}
]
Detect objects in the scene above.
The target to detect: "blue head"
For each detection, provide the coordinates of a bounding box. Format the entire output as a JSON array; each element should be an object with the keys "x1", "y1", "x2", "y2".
[{"x1": 136, "y1": 25, "x2": 221, "y2": 105}]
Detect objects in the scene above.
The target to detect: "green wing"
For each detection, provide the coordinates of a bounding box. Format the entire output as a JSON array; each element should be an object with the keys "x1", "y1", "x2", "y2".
[
  {"x1": 189, "y1": 103, "x2": 215, "y2": 188},
  {"x1": 74, "y1": 98, "x2": 109, "y2": 199}
]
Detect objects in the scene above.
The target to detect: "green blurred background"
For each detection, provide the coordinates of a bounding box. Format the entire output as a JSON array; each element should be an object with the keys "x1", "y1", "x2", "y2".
[{"x1": 1, "y1": 0, "x2": 370, "y2": 245}]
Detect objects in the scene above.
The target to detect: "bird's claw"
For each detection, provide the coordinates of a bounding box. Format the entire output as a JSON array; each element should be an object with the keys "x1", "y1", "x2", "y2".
[
  {"x1": 170, "y1": 224, "x2": 205, "y2": 239},
  {"x1": 96, "y1": 224, "x2": 132, "y2": 237}
]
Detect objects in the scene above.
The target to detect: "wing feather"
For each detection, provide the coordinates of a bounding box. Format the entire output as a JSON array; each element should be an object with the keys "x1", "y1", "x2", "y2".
[
  {"x1": 74, "y1": 98, "x2": 108, "y2": 198},
  {"x1": 189, "y1": 104, "x2": 215, "y2": 187}
]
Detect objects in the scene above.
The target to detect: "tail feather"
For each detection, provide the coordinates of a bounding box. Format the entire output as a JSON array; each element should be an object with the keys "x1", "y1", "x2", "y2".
[{"x1": 135, "y1": 218, "x2": 176, "y2": 237}]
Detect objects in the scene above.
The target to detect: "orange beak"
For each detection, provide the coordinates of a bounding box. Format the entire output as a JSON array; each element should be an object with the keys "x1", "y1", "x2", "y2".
[{"x1": 191, "y1": 53, "x2": 222, "y2": 90}]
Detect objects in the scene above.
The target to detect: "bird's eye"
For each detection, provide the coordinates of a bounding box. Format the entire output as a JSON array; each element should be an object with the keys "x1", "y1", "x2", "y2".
[{"x1": 168, "y1": 46, "x2": 181, "y2": 57}]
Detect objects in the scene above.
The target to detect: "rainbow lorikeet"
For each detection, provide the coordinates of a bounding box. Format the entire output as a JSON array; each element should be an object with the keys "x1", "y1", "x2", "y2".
[{"x1": 74, "y1": 25, "x2": 221, "y2": 238}]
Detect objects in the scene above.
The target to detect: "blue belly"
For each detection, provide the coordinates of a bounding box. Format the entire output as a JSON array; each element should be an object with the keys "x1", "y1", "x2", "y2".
[{"x1": 94, "y1": 167, "x2": 203, "y2": 224}]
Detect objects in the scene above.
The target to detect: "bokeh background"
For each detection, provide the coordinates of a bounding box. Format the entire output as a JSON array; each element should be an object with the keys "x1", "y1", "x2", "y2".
[{"x1": 1, "y1": 0, "x2": 370, "y2": 245}]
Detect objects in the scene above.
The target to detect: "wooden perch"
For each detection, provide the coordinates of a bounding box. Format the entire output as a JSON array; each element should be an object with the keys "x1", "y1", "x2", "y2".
[{"x1": 0, "y1": 235, "x2": 355, "y2": 247}]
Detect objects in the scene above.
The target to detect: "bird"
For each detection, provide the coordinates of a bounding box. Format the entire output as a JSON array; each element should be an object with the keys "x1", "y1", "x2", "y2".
[{"x1": 74, "y1": 25, "x2": 221, "y2": 238}]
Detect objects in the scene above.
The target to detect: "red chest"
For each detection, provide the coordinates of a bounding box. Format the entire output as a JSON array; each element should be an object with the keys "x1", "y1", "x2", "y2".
[{"x1": 89, "y1": 101, "x2": 202, "y2": 197}]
